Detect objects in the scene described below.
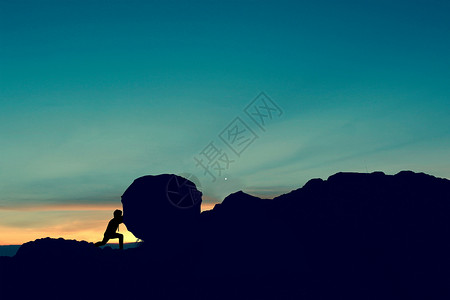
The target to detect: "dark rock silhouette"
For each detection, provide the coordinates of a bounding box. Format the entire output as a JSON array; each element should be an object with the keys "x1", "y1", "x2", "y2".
[
  {"x1": 121, "y1": 174, "x2": 201, "y2": 242},
  {"x1": 199, "y1": 171, "x2": 450, "y2": 299},
  {"x1": 1, "y1": 171, "x2": 450, "y2": 299}
]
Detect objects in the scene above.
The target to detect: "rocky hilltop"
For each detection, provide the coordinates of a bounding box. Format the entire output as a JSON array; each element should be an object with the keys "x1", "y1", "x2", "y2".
[{"x1": 1, "y1": 171, "x2": 449, "y2": 300}]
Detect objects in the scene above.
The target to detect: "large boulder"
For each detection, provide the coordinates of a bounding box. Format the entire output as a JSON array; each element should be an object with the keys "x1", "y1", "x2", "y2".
[{"x1": 121, "y1": 174, "x2": 202, "y2": 245}]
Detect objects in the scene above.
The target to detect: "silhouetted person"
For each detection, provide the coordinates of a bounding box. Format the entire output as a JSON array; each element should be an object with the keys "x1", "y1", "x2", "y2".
[{"x1": 94, "y1": 209, "x2": 124, "y2": 249}]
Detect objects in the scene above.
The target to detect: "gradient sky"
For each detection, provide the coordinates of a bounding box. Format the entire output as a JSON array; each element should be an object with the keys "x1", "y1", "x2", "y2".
[{"x1": 1, "y1": 0, "x2": 449, "y2": 245}]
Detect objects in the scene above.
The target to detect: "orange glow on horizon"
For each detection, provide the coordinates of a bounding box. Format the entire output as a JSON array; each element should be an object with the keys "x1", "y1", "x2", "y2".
[
  {"x1": 0, "y1": 202, "x2": 219, "y2": 245},
  {"x1": 0, "y1": 222, "x2": 138, "y2": 246}
]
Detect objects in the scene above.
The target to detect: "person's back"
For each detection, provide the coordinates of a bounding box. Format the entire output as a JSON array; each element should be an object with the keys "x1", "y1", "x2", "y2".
[{"x1": 105, "y1": 215, "x2": 123, "y2": 236}]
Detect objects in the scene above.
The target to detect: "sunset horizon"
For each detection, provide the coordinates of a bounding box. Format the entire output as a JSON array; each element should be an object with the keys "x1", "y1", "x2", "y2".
[{"x1": 1, "y1": 2, "x2": 450, "y2": 298}]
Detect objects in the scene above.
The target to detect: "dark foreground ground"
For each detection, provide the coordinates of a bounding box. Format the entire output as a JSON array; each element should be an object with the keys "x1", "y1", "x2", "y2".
[{"x1": 1, "y1": 171, "x2": 449, "y2": 300}]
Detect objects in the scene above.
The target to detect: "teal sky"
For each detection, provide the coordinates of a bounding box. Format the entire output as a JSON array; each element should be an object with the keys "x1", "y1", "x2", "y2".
[{"x1": 1, "y1": 0, "x2": 450, "y2": 212}]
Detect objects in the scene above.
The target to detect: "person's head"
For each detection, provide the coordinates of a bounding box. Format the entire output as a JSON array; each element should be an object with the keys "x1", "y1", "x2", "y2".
[{"x1": 113, "y1": 209, "x2": 122, "y2": 218}]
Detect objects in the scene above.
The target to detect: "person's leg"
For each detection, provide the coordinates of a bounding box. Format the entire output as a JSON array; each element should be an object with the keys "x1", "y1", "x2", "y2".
[
  {"x1": 109, "y1": 233, "x2": 124, "y2": 249},
  {"x1": 94, "y1": 236, "x2": 109, "y2": 247},
  {"x1": 118, "y1": 233, "x2": 123, "y2": 250},
  {"x1": 115, "y1": 233, "x2": 123, "y2": 249}
]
